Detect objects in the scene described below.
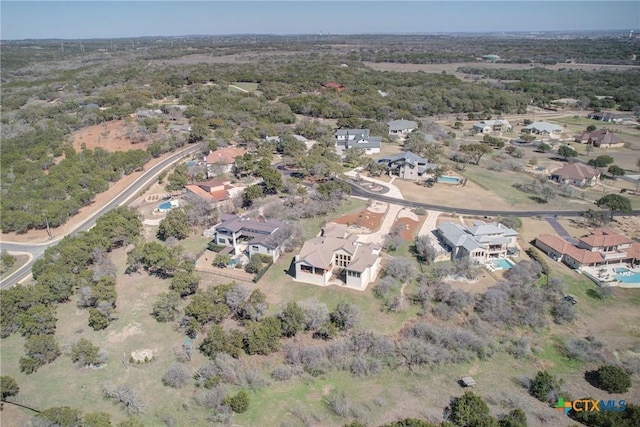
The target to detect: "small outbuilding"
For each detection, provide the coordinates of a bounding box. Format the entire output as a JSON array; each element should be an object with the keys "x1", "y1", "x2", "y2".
[{"x1": 460, "y1": 376, "x2": 477, "y2": 388}]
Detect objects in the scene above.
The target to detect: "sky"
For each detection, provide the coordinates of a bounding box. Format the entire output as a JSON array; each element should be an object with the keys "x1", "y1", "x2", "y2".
[{"x1": 1, "y1": 1, "x2": 639, "y2": 40}]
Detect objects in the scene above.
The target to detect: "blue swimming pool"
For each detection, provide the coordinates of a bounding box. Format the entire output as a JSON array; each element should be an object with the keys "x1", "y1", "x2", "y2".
[
  {"x1": 438, "y1": 175, "x2": 460, "y2": 184},
  {"x1": 615, "y1": 268, "x2": 640, "y2": 284},
  {"x1": 158, "y1": 201, "x2": 172, "y2": 210},
  {"x1": 491, "y1": 258, "x2": 514, "y2": 270}
]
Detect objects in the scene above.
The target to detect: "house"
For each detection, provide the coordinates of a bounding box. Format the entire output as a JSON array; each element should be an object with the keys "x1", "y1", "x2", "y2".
[
  {"x1": 294, "y1": 223, "x2": 381, "y2": 290},
  {"x1": 522, "y1": 121, "x2": 563, "y2": 136},
  {"x1": 205, "y1": 146, "x2": 247, "y2": 178},
  {"x1": 387, "y1": 119, "x2": 418, "y2": 137},
  {"x1": 435, "y1": 221, "x2": 518, "y2": 264},
  {"x1": 588, "y1": 111, "x2": 632, "y2": 124},
  {"x1": 335, "y1": 129, "x2": 382, "y2": 155},
  {"x1": 322, "y1": 81, "x2": 345, "y2": 92},
  {"x1": 207, "y1": 215, "x2": 287, "y2": 261},
  {"x1": 472, "y1": 119, "x2": 512, "y2": 134},
  {"x1": 575, "y1": 129, "x2": 625, "y2": 148},
  {"x1": 549, "y1": 163, "x2": 600, "y2": 187},
  {"x1": 377, "y1": 152, "x2": 438, "y2": 181},
  {"x1": 185, "y1": 178, "x2": 234, "y2": 206},
  {"x1": 534, "y1": 228, "x2": 640, "y2": 270}
]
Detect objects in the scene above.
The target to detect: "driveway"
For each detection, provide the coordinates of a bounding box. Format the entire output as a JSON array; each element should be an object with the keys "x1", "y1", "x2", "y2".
[
  {"x1": 344, "y1": 169, "x2": 405, "y2": 200},
  {"x1": 357, "y1": 203, "x2": 404, "y2": 245},
  {"x1": 543, "y1": 215, "x2": 580, "y2": 245}
]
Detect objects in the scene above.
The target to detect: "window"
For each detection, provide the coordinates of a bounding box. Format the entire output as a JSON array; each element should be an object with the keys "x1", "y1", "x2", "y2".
[
  {"x1": 252, "y1": 245, "x2": 260, "y2": 250},
  {"x1": 347, "y1": 270, "x2": 361, "y2": 278}
]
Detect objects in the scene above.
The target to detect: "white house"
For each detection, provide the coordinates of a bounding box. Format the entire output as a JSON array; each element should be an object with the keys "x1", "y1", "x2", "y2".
[
  {"x1": 472, "y1": 119, "x2": 512, "y2": 134},
  {"x1": 335, "y1": 129, "x2": 382, "y2": 155},
  {"x1": 376, "y1": 152, "x2": 438, "y2": 181},
  {"x1": 436, "y1": 221, "x2": 518, "y2": 263},
  {"x1": 294, "y1": 223, "x2": 381, "y2": 290},
  {"x1": 208, "y1": 215, "x2": 286, "y2": 261},
  {"x1": 387, "y1": 119, "x2": 418, "y2": 137},
  {"x1": 522, "y1": 121, "x2": 563, "y2": 136}
]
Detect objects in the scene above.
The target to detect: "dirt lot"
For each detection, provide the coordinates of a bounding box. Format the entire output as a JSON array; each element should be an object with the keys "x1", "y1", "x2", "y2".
[
  {"x1": 392, "y1": 210, "x2": 426, "y2": 241},
  {"x1": 331, "y1": 207, "x2": 386, "y2": 233},
  {"x1": 71, "y1": 119, "x2": 150, "y2": 153}
]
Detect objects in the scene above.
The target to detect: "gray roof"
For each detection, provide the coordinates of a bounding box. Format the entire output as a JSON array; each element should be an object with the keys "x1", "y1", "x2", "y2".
[
  {"x1": 335, "y1": 129, "x2": 369, "y2": 138},
  {"x1": 387, "y1": 119, "x2": 418, "y2": 131},
  {"x1": 216, "y1": 216, "x2": 284, "y2": 235},
  {"x1": 437, "y1": 221, "x2": 517, "y2": 253},
  {"x1": 523, "y1": 121, "x2": 563, "y2": 133},
  {"x1": 377, "y1": 151, "x2": 438, "y2": 171},
  {"x1": 339, "y1": 136, "x2": 382, "y2": 150}
]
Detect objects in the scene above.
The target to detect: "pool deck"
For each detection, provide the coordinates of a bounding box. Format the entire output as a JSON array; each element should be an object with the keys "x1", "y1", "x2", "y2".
[{"x1": 582, "y1": 264, "x2": 640, "y2": 288}]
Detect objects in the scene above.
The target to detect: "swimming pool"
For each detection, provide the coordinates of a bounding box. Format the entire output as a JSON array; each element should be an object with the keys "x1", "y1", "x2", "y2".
[
  {"x1": 491, "y1": 258, "x2": 514, "y2": 270},
  {"x1": 158, "y1": 201, "x2": 172, "y2": 210},
  {"x1": 615, "y1": 268, "x2": 640, "y2": 284},
  {"x1": 438, "y1": 175, "x2": 460, "y2": 184}
]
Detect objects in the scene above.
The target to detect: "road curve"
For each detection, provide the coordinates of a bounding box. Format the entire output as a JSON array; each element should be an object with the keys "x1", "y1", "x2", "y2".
[{"x1": 0, "y1": 145, "x2": 201, "y2": 289}]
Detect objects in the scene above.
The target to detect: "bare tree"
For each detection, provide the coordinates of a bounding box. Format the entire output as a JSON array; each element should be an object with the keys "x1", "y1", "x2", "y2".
[{"x1": 162, "y1": 363, "x2": 191, "y2": 388}]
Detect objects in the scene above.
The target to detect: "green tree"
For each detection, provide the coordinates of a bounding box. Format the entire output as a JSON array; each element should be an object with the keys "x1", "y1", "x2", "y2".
[
  {"x1": 499, "y1": 409, "x2": 527, "y2": 427},
  {"x1": 166, "y1": 163, "x2": 188, "y2": 191},
  {"x1": 245, "y1": 254, "x2": 263, "y2": 274},
  {"x1": 607, "y1": 165, "x2": 625, "y2": 176},
  {"x1": 169, "y1": 270, "x2": 200, "y2": 297},
  {"x1": 70, "y1": 338, "x2": 102, "y2": 366},
  {"x1": 244, "y1": 317, "x2": 282, "y2": 355},
  {"x1": 242, "y1": 185, "x2": 264, "y2": 208},
  {"x1": 588, "y1": 155, "x2": 615, "y2": 167},
  {"x1": 278, "y1": 301, "x2": 305, "y2": 337},
  {"x1": 225, "y1": 390, "x2": 250, "y2": 413},
  {"x1": 586, "y1": 124, "x2": 597, "y2": 132},
  {"x1": 450, "y1": 391, "x2": 498, "y2": 427},
  {"x1": 21, "y1": 334, "x2": 61, "y2": 373},
  {"x1": 157, "y1": 209, "x2": 191, "y2": 241},
  {"x1": 37, "y1": 406, "x2": 83, "y2": 427},
  {"x1": 557, "y1": 145, "x2": 578, "y2": 160},
  {"x1": 460, "y1": 143, "x2": 492, "y2": 165},
  {"x1": 0, "y1": 376, "x2": 19, "y2": 400},
  {"x1": 537, "y1": 142, "x2": 551, "y2": 153},
  {"x1": 188, "y1": 120, "x2": 210, "y2": 144},
  {"x1": 84, "y1": 412, "x2": 113, "y2": 427},
  {"x1": 596, "y1": 194, "x2": 632, "y2": 214},
  {"x1": 88, "y1": 308, "x2": 110, "y2": 330},
  {"x1": 590, "y1": 365, "x2": 632, "y2": 393},
  {"x1": 212, "y1": 254, "x2": 232, "y2": 268},
  {"x1": 530, "y1": 370, "x2": 563, "y2": 403},
  {"x1": 17, "y1": 303, "x2": 57, "y2": 337},
  {"x1": 151, "y1": 292, "x2": 181, "y2": 323}
]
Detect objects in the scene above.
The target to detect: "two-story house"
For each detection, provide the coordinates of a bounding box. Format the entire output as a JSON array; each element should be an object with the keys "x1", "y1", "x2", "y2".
[
  {"x1": 535, "y1": 228, "x2": 640, "y2": 270},
  {"x1": 205, "y1": 146, "x2": 247, "y2": 178},
  {"x1": 472, "y1": 119, "x2": 512, "y2": 134},
  {"x1": 436, "y1": 221, "x2": 518, "y2": 263},
  {"x1": 387, "y1": 119, "x2": 418, "y2": 137},
  {"x1": 335, "y1": 129, "x2": 382, "y2": 155},
  {"x1": 294, "y1": 223, "x2": 381, "y2": 290},
  {"x1": 208, "y1": 215, "x2": 286, "y2": 261},
  {"x1": 376, "y1": 152, "x2": 438, "y2": 181}
]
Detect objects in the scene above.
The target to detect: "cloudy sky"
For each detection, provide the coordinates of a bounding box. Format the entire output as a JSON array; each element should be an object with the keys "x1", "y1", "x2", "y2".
[{"x1": 2, "y1": 1, "x2": 638, "y2": 40}]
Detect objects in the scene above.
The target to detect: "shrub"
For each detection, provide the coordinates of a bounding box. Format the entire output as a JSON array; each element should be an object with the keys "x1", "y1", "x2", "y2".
[
  {"x1": 449, "y1": 391, "x2": 497, "y2": 427},
  {"x1": 162, "y1": 363, "x2": 191, "y2": 388},
  {"x1": 224, "y1": 390, "x2": 250, "y2": 413},
  {"x1": 102, "y1": 383, "x2": 144, "y2": 415},
  {"x1": 70, "y1": 338, "x2": 104, "y2": 366},
  {"x1": 589, "y1": 365, "x2": 632, "y2": 393},
  {"x1": 530, "y1": 370, "x2": 563, "y2": 403},
  {"x1": 0, "y1": 376, "x2": 19, "y2": 400}
]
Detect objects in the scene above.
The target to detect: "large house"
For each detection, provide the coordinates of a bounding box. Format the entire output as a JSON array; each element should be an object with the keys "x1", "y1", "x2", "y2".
[
  {"x1": 575, "y1": 129, "x2": 625, "y2": 148},
  {"x1": 549, "y1": 163, "x2": 600, "y2": 187},
  {"x1": 436, "y1": 221, "x2": 518, "y2": 264},
  {"x1": 534, "y1": 228, "x2": 640, "y2": 271},
  {"x1": 588, "y1": 111, "x2": 632, "y2": 124},
  {"x1": 472, "y1": 119, "x2": 512, "y2": 134},
  {"x1": 294, "y1": 223, "x2": 381, "y2": 290},
  {"x1": 522, "y1": 121, "x2": 563, "y2": 136},
  {"x1": 205, "y1": 146, "x2": 246, "y2": 178},
  {"x1": 387, "y1": 119, "x2": 418, "y2": 137},
  {"x1": 335, "y1": 129, "x2": 382, "y2": 155},
  {"x1": 207, "y1": 215, "x2": 286, "y2": 261},
  {"x1": 377, "y1": 152, "x2": 438, "y2": 181}
]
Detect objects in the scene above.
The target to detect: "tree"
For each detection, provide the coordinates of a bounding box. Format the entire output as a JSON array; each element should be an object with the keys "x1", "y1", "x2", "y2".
[
  {"x1": 590, "y1": 365, "x2": 632, "y2": 393},
  {"x1": 151, "y1": 292, "x2": 181, "y2": 322},
  {"x1": 89, "y1": 308, "x2": 110, "y2": 330},
  {"x1": 608, "y1": 165, "x2": 625, "y2": 176},
  {"x1": 21, "y1": 334, "x2": 61, "y2": 373},
  {"x1": 414, "y1": 235, "x2": 436, "y2": 265},
  {"x1": 169, "y1": 270, "x2": 199, "y2": 297},
  {"x1": 162, "y1": 363, "x2": 191, "y2": 388},
  {"x1": 344, "y1": 147, "x2": 366, "y2": 167},
  {"x1": 530, "y1": 370, "x2": 563, "y2": 403},
  {"x1": 557, "y1": 145, "x2": 578, "y2": 160},
  {"x1": 166, "y1": 163, "x2": 188, "y2": 191},
  {"x1": 596, "y1": 194, "x2": 632, "y2": 214},
  {"x1": 278, "y1": 302, "x2": 305, "y2": 337},
  {"x1": 586, "y1": 124, "x2": 597, "y2": 132},
  {"x1": 225, "y1": 390, "x2": 250, "y2": 413},
  {"x1": 244, "y1": 317, "x2": 282, "y2": 355},
  {"x1": 383, "y1": 257, "x2": 417, "y2": 283},
  {"x1": 499, "y1": 409, "x2": 527, "y2": 427},
  {"x1": 449, "y1": 391, "x2": 497, "y2": 427},
  {"x1": 460, "y1": 143, "x2": 492, "y2": 165},
  {"x1": 588, "y1": 155, "x2": 615, "y2": 167},
  {"x1": 83, "y1": 412, "x2": 113, "y2": 427},
  {"x1": 245, "y1": 254, "x2": 263, "y2": 274},
  {"x1": 329, "y1": 302, "x2": 360, "y2": 331},
  {"x1": 537, "y1": 142, "x2": 551, "y2": 153},
  {"x1": 242, "y1": 185, "x2": 264, "y2": 208},
  {"x1": 37, "y1": 407, "x2": 83, "y2": 427},
  {"x1": 157, "y1": 209, "x2": 190, "y2": 241},
  {"x1": 0, "y1": 376, "x2": 19, "y2": 400},
  {"x1": 70, "y1": 338, "x2": 103, "y2": 366},
  {"x1": 212, "y1": 254, "x2": 231, "y2": 268}
]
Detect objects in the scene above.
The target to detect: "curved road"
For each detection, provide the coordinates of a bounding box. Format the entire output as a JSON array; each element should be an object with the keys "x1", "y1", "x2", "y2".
[{"x1": 0, "y1": 145, "x2": 201, "y2": 289}]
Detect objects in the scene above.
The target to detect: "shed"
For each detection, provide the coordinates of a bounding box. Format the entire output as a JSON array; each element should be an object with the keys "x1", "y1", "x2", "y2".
[{"x1": 460, "y1": 376, "x2": 477, "y2": 387}]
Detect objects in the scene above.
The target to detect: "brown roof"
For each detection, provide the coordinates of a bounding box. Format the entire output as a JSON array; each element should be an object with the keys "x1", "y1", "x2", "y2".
[
  {"x1": 578, "y1": 228, "x2": 633, "y2": 248},
  {"x1": 297, "y1": 236, "x2": 378, "y2": 271},
  {"x1": 551, "y1": 163, "x2": 600, "y2": 180},
  {"x1": 535, "y1": 234, "x2": 603, "y2": 264},
  {"x1": 205, "y1": 147, "x2": 246, "y2": 165},
  {"x1": 588, "y1": 129, "x2": 624, "y2": 146},
  {"x1": 185, "y1": 184, "x2": 217, "y2": 203}
]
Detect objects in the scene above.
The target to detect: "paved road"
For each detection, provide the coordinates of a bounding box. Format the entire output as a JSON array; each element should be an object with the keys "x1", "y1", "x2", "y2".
[
  {"x1": 0, "y1": 145, "x2": 201, "y2": 289},
  {"x1": 343, "y1": 178, "x2": 640, "y2": 218}
]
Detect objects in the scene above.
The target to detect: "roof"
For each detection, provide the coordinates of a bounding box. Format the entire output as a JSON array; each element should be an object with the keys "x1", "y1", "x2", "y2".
[
  {"x1": 437, "y1": 221, "x2": 518, "y2": 252},
  {"x1": 216, "y1": 215, "x2": 284, "y2": 235},
  {"x1": 466, "y1": 221, "x2": 518, "y2": 237},
  {"x1": 473, "y1": 119, "x2": 511, "y2": 128},
  {"x1": 377, "y1": 152, "x2": 438, "y2": 170},
  {"x1": 185, "y1": 185, "x2": 217, "y2": 203},
  {"x1": 336, "y1": 129, "x2": 369, "y2": 137},
  {"x1": 387, "y1": 119, "x2": 418, "y2": 131},
  {"x1": 523, "y1": 121, "x2": 563, "y2": 133},
  {"x1": 323, "y1": 222, "x2": 349, "y2": 239},
  {"x1": 535, "y1": 234, "x2": 604, "y2": 264},
  {"x1": 589, "y1": 111, "x2": 631, "y2": 120},
  {"x1": 297, "y1": 236, "x2": 379, "y2": 272},
  {"x1": 578, "y1": 228, "x2": 633, "y2": 248},
  {"x1": 205, "y1": 147, "x2": 246, "y2": 165},
  {"x1": 197, "y1": 179, "x2": 231, "y2": 189},
  {"x1": 551, "y1": 163, "x2": 600, "y2": 180},
  {"x1": 587, "y1": 129, "x2": 625, "y2": 145}
]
